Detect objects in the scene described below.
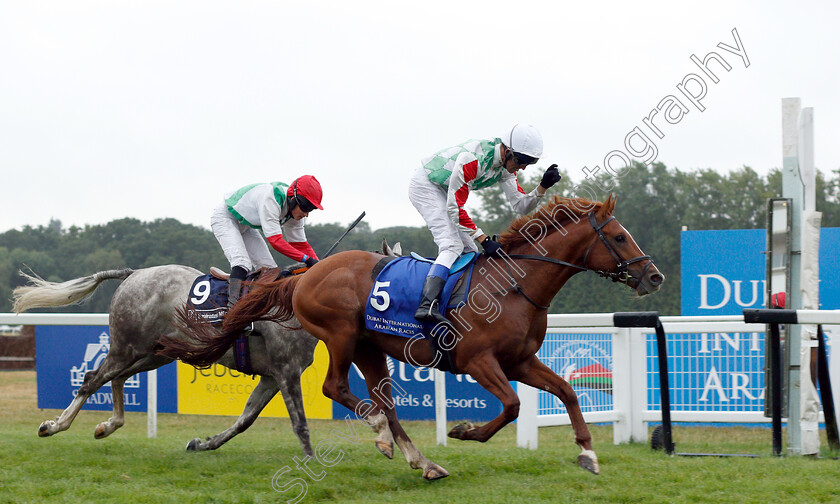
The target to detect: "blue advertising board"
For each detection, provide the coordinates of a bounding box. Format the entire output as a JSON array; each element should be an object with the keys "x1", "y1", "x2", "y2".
[
  {"x1": 36, "y1": 326, "x2": 177, "y2": 413},
  {"x1": 332, "y1": 357, "x2": 500, "y2": 421},
  {"x1": 681, "y1": 228, "x2": 840, "y2": 315},
  {"x1": 645, "y1": 331, "x2": 765, "y2": 412},
  {"x1": 537, "y1": 332, "x2": 615, "y2": 416}
]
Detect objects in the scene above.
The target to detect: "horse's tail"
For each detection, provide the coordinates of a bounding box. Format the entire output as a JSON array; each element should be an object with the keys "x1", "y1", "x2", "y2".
[
  {"x1": 161, "y1": 273, "x2": 303, "y2": 367},
  {"x1": 12, "y1": 268, "x2": 134, "y2": 313}
]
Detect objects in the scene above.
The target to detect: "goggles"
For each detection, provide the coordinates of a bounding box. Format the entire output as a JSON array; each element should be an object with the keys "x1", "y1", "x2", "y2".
[
  {"x1": 512, "y1": 151, "x2": 538, "y2": 167},
  {"x1": 295, "y1": 196, "x2": 318, "y2": 213}
]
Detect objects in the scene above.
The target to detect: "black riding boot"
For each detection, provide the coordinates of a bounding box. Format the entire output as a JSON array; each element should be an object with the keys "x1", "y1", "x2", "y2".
[
  {"x1": 414, "y1": 275, "x2": 450, "y2": 326},
  {"x1": 227, "y1": 266, "x2": 248, "y2": 308}
]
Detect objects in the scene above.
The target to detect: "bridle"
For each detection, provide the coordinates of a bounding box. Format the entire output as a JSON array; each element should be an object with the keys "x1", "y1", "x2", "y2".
[
  {"x1": 488, "y1": 211, "x2": 653, "y2": 310},
  {"x1": 582, "y1": 212, "x2": 652, "y2": 283}
]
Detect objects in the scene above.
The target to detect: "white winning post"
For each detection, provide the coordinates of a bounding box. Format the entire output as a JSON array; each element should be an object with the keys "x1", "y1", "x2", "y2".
[{"x1": 781, "y1": 97, "x2": 822, "y2": 455}]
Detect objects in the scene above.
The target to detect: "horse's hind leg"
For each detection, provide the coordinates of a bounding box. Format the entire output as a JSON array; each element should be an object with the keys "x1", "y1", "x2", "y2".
[
  {"x1": 508, "y1": 355, "x2": 599, "y2": 475},
  {"x1": 186, "y1": 376, "x2": 283, "y2": 452},
  {"x1": 94, "y1": 378, "x2": 126, "y2": 439},
  {"x1": 92, "y1": 354, "x2": 172, "y2": 439},
  {"x1": 353, "y1": 344, "x2": 448, "y2": 480},
  {"x1": 448, "y1": 355, "x2": 521, "y2": 443},
  {"x1": 39, "y1": 354, "x2": 126, "y2": 437}
]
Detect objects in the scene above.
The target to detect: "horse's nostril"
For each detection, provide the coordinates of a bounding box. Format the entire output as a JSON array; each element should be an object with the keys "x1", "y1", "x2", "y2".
[{"x1": 649, "y1": 273, "x2": 664, "y2": 286}]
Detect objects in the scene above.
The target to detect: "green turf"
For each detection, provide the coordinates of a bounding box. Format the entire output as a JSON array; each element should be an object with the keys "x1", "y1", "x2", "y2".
[{"x1": 2, "y1": 371, "x2": 839, "y2": 503}]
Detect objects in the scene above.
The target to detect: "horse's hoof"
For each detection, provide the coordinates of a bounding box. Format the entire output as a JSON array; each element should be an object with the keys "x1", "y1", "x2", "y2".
[
  {"x1": 94, "y1": 423, "x2": 109, "y2": 439},
  {"x1": 186, "y1": 438, "x2": 203, "y2": 451},
  {"x1": 423, "y1": 464, "x2": 449, "y2": 480},
  {"x1": 577, "y1": 450, "x2": 600, "y2": 475},
  {"x1": 375, "y1": 440, "x2": 394, "y2": 459},
  {"x1": 38, "y1": 421, "x2": 55, "y2": 437},
  {"x1": 447, "y1": 422, "x2": 475, "y2": 440}
]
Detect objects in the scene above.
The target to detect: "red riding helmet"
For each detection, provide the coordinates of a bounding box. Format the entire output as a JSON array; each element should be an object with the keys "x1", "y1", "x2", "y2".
[{"x1": 287, "y1": 175, "x2": 324, "y2": 211}]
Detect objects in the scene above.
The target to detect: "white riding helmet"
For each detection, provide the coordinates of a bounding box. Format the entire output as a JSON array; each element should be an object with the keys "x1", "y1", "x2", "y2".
[{"x1": 505, "y1": 123, "x2": 543, "y2": 159}]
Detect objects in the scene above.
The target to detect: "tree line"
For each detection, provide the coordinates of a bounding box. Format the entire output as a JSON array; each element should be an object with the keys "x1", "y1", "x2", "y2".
[{"x1": 2, "y1": 162, "x2": 839, "y2": 315}]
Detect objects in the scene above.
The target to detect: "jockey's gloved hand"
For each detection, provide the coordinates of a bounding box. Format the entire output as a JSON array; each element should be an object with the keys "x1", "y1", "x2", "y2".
[
  {"x1": 303, "y1": 256, "x2": 319, "y2": 268},
  {"x1": 540, "y1": 164, "x2": 561, "y2": 189},
  {"x1": 481, "y1": 236, "x2": 503, "y2": 258}
]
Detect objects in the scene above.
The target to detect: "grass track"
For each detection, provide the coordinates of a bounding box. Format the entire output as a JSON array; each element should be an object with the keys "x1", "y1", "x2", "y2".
[{"x1": 2, "y1": 371, "x2": 839, "y2": 503}]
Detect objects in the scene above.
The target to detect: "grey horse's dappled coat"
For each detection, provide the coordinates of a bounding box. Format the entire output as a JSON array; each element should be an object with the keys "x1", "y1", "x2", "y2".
[{"x1": 13, "y1": 264, "x2": 318, "y2": 455}]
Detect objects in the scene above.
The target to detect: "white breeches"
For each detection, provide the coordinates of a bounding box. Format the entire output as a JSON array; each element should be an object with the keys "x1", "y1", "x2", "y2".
[
  {"x1": 408, "y1": 167, "x2": 478, "y2": 269},
  {"x1": 210, "y1": 203, "x2": 277, "y2": 271}
]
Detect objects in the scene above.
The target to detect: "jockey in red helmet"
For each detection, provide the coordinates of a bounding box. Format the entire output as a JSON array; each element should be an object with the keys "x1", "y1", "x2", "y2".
[{"x1": 211, "y1": 175, "x2": 324, "y2": 305}]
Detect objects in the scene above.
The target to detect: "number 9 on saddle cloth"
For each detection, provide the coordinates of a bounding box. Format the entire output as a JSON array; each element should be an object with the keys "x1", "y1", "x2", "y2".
[
  {"x1": 186, "y1": 267, "x2": 297, "y2": 324},
  {"x1": 185, "y1": 269, "x2": 268, "y2": 374}
]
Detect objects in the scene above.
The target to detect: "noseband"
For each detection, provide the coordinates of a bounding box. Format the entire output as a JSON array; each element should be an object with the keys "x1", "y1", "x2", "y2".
[
  {"x1": 580, "y1": 212, "x2": 652, "y2": 283},
  {"x1": 492, "y1": 211, "x2": 653, "y2": 309}
]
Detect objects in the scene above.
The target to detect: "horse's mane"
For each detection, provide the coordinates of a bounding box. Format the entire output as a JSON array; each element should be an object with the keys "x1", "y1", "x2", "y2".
[{"x1": 498, "y1": 195, "x2": 602, "y2": 251}]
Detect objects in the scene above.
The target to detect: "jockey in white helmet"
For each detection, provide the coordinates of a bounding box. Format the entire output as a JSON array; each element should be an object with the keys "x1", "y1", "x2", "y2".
[{"x1": 408, "y1": 124, "x2": 562, "y2": 326}]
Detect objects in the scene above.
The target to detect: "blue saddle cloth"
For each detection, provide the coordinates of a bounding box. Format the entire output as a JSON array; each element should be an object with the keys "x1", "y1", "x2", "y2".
[
  {"x1": 186, "y1": 271, "x2": 264, "y2": 374},
  {"x1": 186, "y1": 275, "x2": 230, "y2": 325},
  {"x1": 364, "y1": 255, "x2": 477, "y2": 338}
]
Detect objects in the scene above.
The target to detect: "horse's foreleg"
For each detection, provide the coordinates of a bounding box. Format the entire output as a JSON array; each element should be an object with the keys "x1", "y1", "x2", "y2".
[
  {"x1": 186, "y1": 375, "x2": 281, "y2": 452},
  {"x1": 352, "y1": 345, "x2": 447, "y2": 480},
  {"x1": 351, "y1": 345, "x2": 395, "y2": 459},
  {"x1": 449, "y1": 355, "x2": 520, "y2": 443},
  {"x1": 367, "y1": 411, "x2": 395, "y2": 460},
  {"x1": 508, "y1": 355, "x2": 599, "y2": 475},
  {"x1": 276, "y1": 375, "x2": 313, "y2": 457},
  {"x1": 94, "y1": 378, "x2": 126, "y2": 439}
]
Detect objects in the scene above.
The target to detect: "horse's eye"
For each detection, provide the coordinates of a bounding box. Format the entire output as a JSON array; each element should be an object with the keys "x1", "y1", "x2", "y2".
[{"x1": 615, "y1": 235, "x2": 626, "y2": 243}]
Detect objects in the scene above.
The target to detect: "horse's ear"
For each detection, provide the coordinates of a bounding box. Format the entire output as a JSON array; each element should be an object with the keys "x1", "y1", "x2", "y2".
[
  {"x1": 607, "y1": 194, "x2": 617, "y2": 214},
  {"x1": 596, "y1": 194, "x2": 616, "y2": 220}
]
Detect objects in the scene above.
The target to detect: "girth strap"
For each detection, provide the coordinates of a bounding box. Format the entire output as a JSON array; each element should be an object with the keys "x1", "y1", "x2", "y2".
[
  {"x1": 233, "y1": 334, "x2": 254, "y2": 375},
  {"x1": 370, "y1": 255, "x2": 398, "y2": 281}
]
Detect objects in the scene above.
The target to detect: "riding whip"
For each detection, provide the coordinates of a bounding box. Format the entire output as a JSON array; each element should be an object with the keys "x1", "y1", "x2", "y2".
[{"x1": 322, "y1": 211, "x2": 366, "y2": 258}]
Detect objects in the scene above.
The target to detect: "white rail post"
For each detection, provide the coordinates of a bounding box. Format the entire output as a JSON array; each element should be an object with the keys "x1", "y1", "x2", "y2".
[
  {"x1": 434, "y1": 368, "x2": 447, "y2": 446},
  {"x1": 516, "y1": 382, "x2": 539, "y2": 449},
  {"x1": 147, "y1": 368, "x2": 157, "y2": 438},
  {"x1": 629, "y1": 327, "x2": 649, "y2": 442},
  {"x1": 611, "y1": 327, "x2": 632, "y2": 444}
]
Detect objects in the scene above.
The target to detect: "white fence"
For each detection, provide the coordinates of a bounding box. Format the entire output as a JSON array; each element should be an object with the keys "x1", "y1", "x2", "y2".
[
  {"x1": 0, "y1": 313, "x2": 158, "y2": 438},
  {"x1": 507, "y1": 313, "x2": 840, "y2": 449},
  {"x1": 5, "y1": 312, "x2": 840, "y2": 447}
]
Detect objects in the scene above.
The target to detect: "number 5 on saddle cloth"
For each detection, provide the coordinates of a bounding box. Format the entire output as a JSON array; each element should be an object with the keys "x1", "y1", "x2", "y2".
[{"x1": 364, "y1": 252, "x2": 478, "y2": 372}]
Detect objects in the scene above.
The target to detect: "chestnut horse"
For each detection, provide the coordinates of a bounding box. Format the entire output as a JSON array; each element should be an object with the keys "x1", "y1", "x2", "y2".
[{"x1": 164, "y1": 195, "x2": 663, "y2": 479}]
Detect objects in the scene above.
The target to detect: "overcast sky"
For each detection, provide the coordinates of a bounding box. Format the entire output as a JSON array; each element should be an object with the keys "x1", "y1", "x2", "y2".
[{"x1": 2, "y1": 1, "x2": 838, "y2": 234}]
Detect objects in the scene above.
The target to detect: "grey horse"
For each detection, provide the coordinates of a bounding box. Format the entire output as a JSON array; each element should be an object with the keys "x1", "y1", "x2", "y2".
[{"x1": 13, "y1": 264, "x2": 319, "y2": 455}]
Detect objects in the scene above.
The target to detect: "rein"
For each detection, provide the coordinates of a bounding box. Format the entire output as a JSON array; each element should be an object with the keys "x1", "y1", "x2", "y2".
[{"x1": 488, "y1": 211, "x2": 652, "y2": 310}]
